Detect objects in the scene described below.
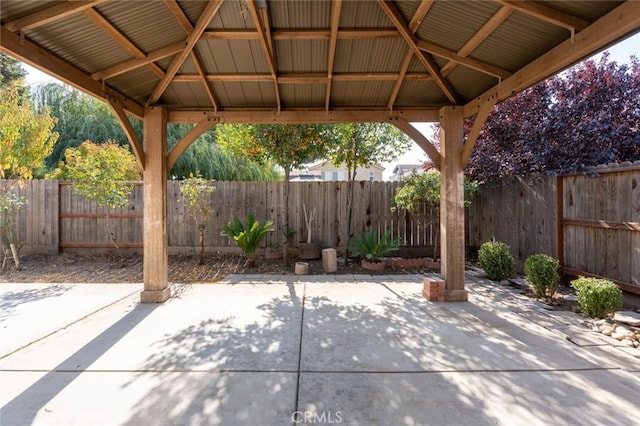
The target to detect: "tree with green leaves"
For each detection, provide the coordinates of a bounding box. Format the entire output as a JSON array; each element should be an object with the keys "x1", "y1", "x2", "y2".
[
  {"x1": 217, "y1": 123, "x2": 333, "y2": 264},
  {"x1": 392, "y1": 170, "x2": 479, "y2": 260},
  {"x1": 0, "y1": 53, "x2": 28, "y2": 99},
  {"x1": 31, "y1": 82, "x2": 143, "y2": 169},
  {"x1": 169, "y1": 125, "x2": 280, "y2": 181},
  {"x1": 0, "y1": 84, "x2": 58, "y2": 268},
  {"x1": 49, "y1": 141, "x2": 141, "y2": 261},
  {"x1": 180, "y1": 174, "x2": 215, "y2": 265},
  {"x1": 329, "y1": 123, "x2": 411, "y2": 257}
]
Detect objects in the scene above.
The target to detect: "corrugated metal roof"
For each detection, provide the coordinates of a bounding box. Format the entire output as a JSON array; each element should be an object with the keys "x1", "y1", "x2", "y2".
[
  {"x1": 0, "y1": 0, "x2": 634, "y2": 115},
  {"x1": 275, "y1": 40, "x2": 328, "y2": 73},
  {"x1": 417, "y1": 1, "x2": 501, "y2": 52}
]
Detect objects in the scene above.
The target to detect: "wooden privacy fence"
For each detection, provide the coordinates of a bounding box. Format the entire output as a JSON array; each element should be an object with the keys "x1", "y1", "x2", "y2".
[
  {"x1": 2, "y1": 180, "x2": 440, "y2": 256},
  {"x1": 468, "y1": 166, "x2": 640, "y2": 294}
]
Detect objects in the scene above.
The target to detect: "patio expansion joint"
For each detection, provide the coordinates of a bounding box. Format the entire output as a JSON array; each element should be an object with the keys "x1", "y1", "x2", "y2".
[
  {"x1": 293, "y1": 282, "x2": 307, "y2": 416},
  {"x1": 0, "y1": 288, "x2": 140, "y2": 361}
]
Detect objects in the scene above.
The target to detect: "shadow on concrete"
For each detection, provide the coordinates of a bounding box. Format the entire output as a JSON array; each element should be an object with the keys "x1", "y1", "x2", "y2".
[
  {"x1": 0, "y1": 285, "x2": 71, "y2": 322},
  {"x1": 121, "y1": 282, "x2": 639, "y2": 425},
  {"x1": 0, "y1": 302, "x2": 157, "y2": 425}
]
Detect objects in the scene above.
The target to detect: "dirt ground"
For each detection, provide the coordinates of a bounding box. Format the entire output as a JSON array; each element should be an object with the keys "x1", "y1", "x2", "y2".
[{"x1": 0, "y1": 252, "x2": 435, "y2": 284}]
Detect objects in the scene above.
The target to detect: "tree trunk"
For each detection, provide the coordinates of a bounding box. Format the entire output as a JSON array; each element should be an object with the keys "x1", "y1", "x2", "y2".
[{"x1": 198, "y1": 226, "x2": 205, "y2": 265}]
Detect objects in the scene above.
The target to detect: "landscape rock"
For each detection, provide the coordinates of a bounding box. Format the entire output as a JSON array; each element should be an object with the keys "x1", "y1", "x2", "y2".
[
  {"x1": 611, "y1": 328, "x2": 635, "y2": 341},
  {"x1": 613, "y1": 311, "x2": 640, "y2": 326},
  {"x1": 600, "y1": 324, "x2": 615, "y2": 336}
]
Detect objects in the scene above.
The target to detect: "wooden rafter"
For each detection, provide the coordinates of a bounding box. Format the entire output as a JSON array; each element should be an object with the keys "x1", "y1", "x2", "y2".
[
  {"x1": 463, "y1": 0, "x2": 640, "y2": 117},
  {"x1": 83, "y1": 8, "x2": 165, "y2": 78},
  {"x1": 441, "y1": 6, "x2": 513, "y2": 76},
  {"x1": 167, "y1": 118, "x2": 217, "y2": 170},
  {"x1": 378, "y1": 0, "x2": 459, "y2": 104},
  {"x1": 391, "y1": 118, "x2": 441, "y2": 170},
  {"x1": 417, "y1": 40, "x2": 511, "y2": 79},
  {"x1": 163, "y1": 0, "x2": 194, "y2": 34},
  {"x1": 386, "y1": 0, "x2": 434, "y2": 111},
  {"x1": 91, "y1": 42, "x2": 184, "y2": 81},
  {"x1": 0, "y1": 26, "x2": 144, "y2": 118},
  {"x1": 247, "y1": 0, "x2": 281, "y2": 112},
  {"x1": 163, "y1": 0, "x2": 218, "y2": 111},
  {"x1": 201, "y1": 28, "x2": 401, "y2": 40},
  {"x1": 106, "y1": 97, "x2": 145, "y2": 171},
  {"x1": 4, "y1": 1, "x2": 107, "y2": 32},
  {"x1": 325, "y1": 0, "x2": 343, "y2": 111},
  {"x1": 148, "y1": 0, "x2": 223, "y2": 106},
  {"x1": 496, "y1": 0, "x2": 590, "y2": 32},
  {"x1": 172, "y1": 72, "x2": 432, "y2": 83}
]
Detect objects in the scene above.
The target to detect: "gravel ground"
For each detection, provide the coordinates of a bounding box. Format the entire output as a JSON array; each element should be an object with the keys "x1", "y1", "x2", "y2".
[{"x1": 0, "y1": 252, "x2": 433, "y2": 284}]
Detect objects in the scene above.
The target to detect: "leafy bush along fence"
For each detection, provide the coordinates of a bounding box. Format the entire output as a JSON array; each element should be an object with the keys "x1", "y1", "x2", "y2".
[
  {"x1": 2, "y1": 180, "x2": 440, "y2": 256},
  {"x1": 468, "y1": 165, "x2": 640, "y2": 294}
]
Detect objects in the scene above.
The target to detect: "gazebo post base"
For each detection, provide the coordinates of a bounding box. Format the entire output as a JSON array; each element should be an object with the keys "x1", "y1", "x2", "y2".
[
  {"x1": 443, "y1": 289, "x2": 468, "y2": 302},
  {"x1": 140, "y1": 288, "x2": 171, "y2": 303}
]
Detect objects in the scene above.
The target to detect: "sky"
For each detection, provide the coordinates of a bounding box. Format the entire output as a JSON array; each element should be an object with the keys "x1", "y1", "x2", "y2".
[{"x1": 22, "y1": 32, "x2": 640, "y2": 179}]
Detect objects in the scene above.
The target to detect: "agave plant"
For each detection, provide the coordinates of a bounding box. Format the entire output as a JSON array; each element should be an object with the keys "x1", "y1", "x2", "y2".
[
  {"x1": 349, "y1": 230, "x2": 400, "y2": 262},
  {"x1": 222, "y1": 213, "x2": 273, "y2": 267}
]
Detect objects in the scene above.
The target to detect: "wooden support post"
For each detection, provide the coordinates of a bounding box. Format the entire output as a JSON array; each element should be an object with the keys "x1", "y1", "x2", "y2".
[
  {"x1": 439, "y1": 106, "x2": 467, "y2": 302},
  {"x1": 141, "y1": 106, "x2": 170, "y2": 303}
]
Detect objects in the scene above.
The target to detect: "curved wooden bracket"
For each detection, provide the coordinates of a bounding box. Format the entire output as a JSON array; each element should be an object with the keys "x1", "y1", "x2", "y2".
[
  {"x1": 391, "y1": 117, "x2": 441, "y2": 170},
  {"x1": 166, "y1": 117, "x2": 218, "y2": 171}
]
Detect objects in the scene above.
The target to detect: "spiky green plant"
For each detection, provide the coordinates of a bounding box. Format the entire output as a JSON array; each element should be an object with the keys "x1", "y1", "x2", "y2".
[
  {"x1": 349, "y1": 230, "x2": 400, "y2": 262},
  {"x1": 221, "y1": 213, "x2": 273, "y2": 267}
]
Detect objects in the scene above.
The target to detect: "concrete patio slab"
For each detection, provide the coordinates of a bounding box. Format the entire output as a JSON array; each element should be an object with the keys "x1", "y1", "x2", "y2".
[
  {"x1": 0, "y1": 283, "x2": 140, "y2": 355},
  {"x1": 1, "y1": 275, "x2": 638, "y2": 425}
]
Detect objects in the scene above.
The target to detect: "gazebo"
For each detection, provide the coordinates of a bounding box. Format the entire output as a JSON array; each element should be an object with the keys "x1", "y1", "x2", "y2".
[{"x1": 1, "y1": 0, "x2": 638, "y2": 302}]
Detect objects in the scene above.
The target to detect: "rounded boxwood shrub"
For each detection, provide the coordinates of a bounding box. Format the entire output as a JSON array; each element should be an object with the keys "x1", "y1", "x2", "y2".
[
  {"x1": 571, "y1": 277, "x2": 622, "y2": 318},
  {"x1": 478, "y1": 240, "x2": 514, "y2": 281},
  {"x1": 524, "y1": 254, "x2": 560, "y2": 302}
]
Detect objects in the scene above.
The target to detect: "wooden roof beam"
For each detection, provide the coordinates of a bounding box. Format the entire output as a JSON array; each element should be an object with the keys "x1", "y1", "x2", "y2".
[
  {"x1": 4, "y1": 1, "x2": 107, "y2": 32},
  {"x1": 91, "y1": 41, "x2": 185, "y2": 81},
  {"x1": 201, "y1": 29, "x2": 401, "y2": 40},
  {"x1": 172, "y1": 72, "x2": 432, "y2": 83},
  {"x1": 247, "y1": 0, "x2": 281, "y2": 112},
  {"x1": 163, "y1": 0, "x2": 194, "y2": 34},
  {"x1": 464, "y1": 1, "x2": 640, "y2": 117},
  {"x1": 84, "y1": 8, "x2": 165, "y2": 78},
  {"x1": 148, "y1": 0, "x2": 223, "y2": 105},
  {"x1": 441, "y1": 6, "x2": 513, "y2": 76},
  {"x1": 417, "y1": 39, "x2": 512, "y2": 79},
  {"x1": 0, "y1": 26, "x2": 144, "y2": 118},
  {"x1": 378, "y1": 0, "x2": 459, "y2": 104},
  {"x1": 496, "y1": 0, "x2": 590, "y2": 32},
  {"x1": 325, "y1": 0, "x2": 343, "y2": 111},
  {"x1": 168, "y1": 108, "x2": 440, "y2": 125},
  {"x1": 163, "y1": 0, "x2": 219, "y2": 112},
  {"x1": 386, "y1": 0, "x2": 434, "y2": 111}
]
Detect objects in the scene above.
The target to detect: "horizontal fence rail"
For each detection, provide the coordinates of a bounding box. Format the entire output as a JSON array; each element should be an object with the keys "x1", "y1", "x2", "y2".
[
  {"x1": 1, "y1": 180, "x2": 440, "y2": 256},
  {"x1": 468, "y1": 167, "x2": 640, "y2": 294}
]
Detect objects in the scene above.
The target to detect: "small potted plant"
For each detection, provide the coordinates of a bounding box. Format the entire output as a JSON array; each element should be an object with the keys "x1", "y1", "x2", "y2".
[
  {"x1": 264, "y1": 242, "x2": 282, "y2": 259},
  {"x1": 349, "y1": 230, "x2": 400, "y2": 271},
  {"x1": 298, "y1": 203, "x2": 320, "y2": 259}
]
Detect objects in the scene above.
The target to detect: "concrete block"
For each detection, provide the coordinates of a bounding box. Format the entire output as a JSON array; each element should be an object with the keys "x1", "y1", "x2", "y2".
[{"x1": 322, "y1": 248, "x2": 337, "y2": 273}]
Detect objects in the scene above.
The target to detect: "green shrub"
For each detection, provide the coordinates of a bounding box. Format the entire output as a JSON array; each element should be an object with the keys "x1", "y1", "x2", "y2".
[
  {"x1": 524, "y1": 254, "x2": 560, "y2": 302},
  {"x1": 478, "y1": 240, "x2": 514, "y2": 281},
  {"x1": 349, "y1": 230, "x2": 400, "y2": 261},
  {"x1": 221, "y1": 213, "x2": 273, "y2": 267},
  {"x1": 571, "y1": 277, "x2": 622, "y2": 318}
]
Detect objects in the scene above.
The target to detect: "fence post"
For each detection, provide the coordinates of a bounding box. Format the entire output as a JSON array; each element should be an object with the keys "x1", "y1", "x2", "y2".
[{"x1": 556, "y1": 176, "x2": 564, "y2": 267}]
